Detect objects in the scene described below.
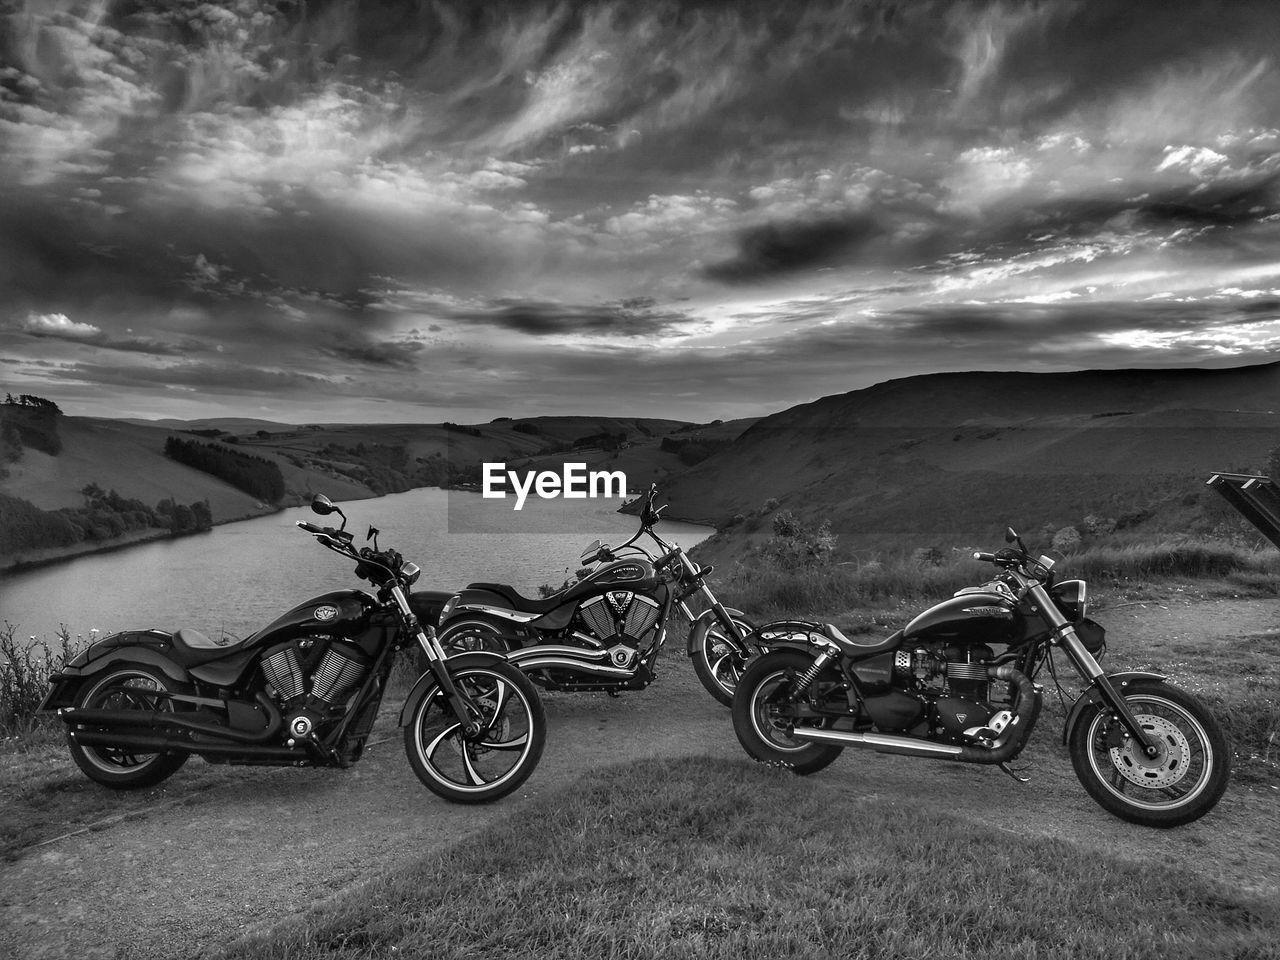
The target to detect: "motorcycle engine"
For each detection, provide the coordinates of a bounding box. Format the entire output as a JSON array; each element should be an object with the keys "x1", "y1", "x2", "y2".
[
  {"x1": 260, "y1": 638, "x2": 372, "y2": 737},
  {"x1": 904, "y1": 643, "x2": 1007, "y2": 744},
  {"x1": 574, "y1": 592, "x2": 661, "y2": 668}
]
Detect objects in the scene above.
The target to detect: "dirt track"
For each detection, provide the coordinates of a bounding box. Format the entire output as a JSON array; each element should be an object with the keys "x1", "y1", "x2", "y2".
[{"x1": 2, "y1": 599, "x2": 1278, "y2": 960}]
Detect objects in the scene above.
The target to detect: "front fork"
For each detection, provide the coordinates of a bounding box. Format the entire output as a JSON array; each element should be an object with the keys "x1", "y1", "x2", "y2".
[
  {"x1": 1026, "y1": 582, "x2": 1158, "y2": 757},
  {"x1": 391, "y1": 586, "x2": 484, "y2": 739},
  {"x1": 678, "y1": 583, "x2": 749, "y2": 651}
]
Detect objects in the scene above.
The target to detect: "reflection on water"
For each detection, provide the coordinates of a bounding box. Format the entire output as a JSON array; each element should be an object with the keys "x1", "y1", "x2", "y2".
[{"x1": 1, "y1": 488, "x2": 711, "y2": 644}]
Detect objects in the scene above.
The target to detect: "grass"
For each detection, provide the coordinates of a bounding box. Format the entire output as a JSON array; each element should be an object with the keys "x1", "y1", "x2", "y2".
[
  {"x1": 1123, "y1": 628, "x2": 1280, "y2": 780},
  {"x1": 213, "y1": 756, "x2": 1280, "y2": 960},
  {"x1": 714, "y1": 538, "x2": 1280, "y2": 624}
]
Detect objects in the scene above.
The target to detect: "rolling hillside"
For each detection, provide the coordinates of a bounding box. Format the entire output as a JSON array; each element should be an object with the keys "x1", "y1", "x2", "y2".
[
  {"x1": 0, "y1": 411, "x2": 759, "y2": 566},
  {"x1": 659, "y1": 362, "x2": 1280, "y2": 560}
]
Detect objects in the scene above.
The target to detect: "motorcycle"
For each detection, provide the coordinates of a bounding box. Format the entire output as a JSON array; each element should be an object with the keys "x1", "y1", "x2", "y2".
[
  {"x1": 39, "y1": 495, "x2": 546, "y2": 804},
  {"x1": 434, "y1": 484, "x2": 757, "y2": 704},
  {"x1": 731, "y1": 527, "x2": 1230, "y2": 827}
]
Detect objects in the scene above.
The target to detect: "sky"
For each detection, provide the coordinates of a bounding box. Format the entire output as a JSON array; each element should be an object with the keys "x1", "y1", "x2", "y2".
[{"x1": 2, "y1": 0, "x2": 1280, "y2": 424}]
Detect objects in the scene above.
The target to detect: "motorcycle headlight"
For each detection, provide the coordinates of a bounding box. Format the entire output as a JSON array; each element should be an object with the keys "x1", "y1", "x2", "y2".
[
  {"x1": 1051, "y1": 579, "x2": 1087, "y2": 621},
  {"x1": 440, "y1": 595, "x2": 458, "y2": 619},
  {"x1": 400, "y1": 562, "x2": 421, "y2": 586}
]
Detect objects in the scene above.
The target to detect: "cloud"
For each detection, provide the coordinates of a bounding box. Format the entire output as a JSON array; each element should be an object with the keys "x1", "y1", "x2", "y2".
[
  {"x1": 322, "y1": 337, "x2": 425, "y2": 369},
  {"x1": 704, "y1": 215, "x2": 888, "y2": 283},
  {"x1": 6, "y1": 311, "x2": 197, "y2": 357},
  {"x1": 21, "y1": 312, "x2": 101, "y2": 339},
  {"x1": 445, "y1": 297, "x2": 695, "y2": 338}
]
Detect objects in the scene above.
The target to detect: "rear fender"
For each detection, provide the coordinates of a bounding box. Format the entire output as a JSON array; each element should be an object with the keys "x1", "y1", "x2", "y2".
[
  {"x1": 448, "y1": 589, "x2": 539, "y2": 624},
  {"x1": 743, "y1": 620, "x2": 828, "y2": 656},
  {"x1": 686, "y1": 606, "x2": 749, "y2": 656},
  {"x1": 1060, "y1": 671, "x2": 1168, "y2": 745},
  {"x1": 397, "y1": 652, "x2": 510, "y2": 727},
  {"x1": 38, "y1": 649, "x2": 193, "y2": 712}
]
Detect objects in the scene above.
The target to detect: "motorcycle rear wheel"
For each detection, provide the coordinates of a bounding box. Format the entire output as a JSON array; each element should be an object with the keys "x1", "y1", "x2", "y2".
[
  {"x1": 67, "y1": 665, "x2": 190, "y2": 789},
  {"x1": 417, "y1": 614, "x2": 516, "y2": 674},
  {"x1": 732, "y1": 650, "x2": 844, "y2": 775},
  {"x1": 403, "y1": 659, "x2": 545, "y2": 803},
  {"x1": 1068, "y1": 679, "x2": 1230, "y2": 828},
  {"x1": 691, "y1": 615, "x2": 756, "y2": 707}
]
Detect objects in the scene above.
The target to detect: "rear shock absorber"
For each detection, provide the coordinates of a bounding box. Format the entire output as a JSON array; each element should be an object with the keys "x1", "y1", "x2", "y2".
[{"x1": 790, "y1": 651, "x2": 833, "y2": 696}]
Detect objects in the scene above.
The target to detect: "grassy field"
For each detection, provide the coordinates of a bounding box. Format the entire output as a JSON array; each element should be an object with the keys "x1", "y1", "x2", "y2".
[{"x1": 212, "y1": 756, "x2": 1279, "y2": 960}]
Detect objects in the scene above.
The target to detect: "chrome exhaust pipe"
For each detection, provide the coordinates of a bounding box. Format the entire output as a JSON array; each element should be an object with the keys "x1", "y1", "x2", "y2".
[
  {"x1": 507, "y1": 644, "x2": 613, "y2": 664},
  {"x1": 791, "y1": 728, "x2": 965, "y2": 757},
  {"x1": 70, "y1": 729, "x2": 308, "y2": 761},
  {"x1": 505, "y1": 651, "x2": 637, "y2": 679},
  {"x1": 792, "y1": 664, "x2": 1039, "y2": 765}
]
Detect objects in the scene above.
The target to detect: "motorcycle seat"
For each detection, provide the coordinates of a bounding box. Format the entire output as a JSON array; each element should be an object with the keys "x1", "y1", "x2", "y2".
[
  {"x1": 169, "y1": 628, "x2": 246, "y2": 666},
  {"x1": 465, "y1": 582, "x2": 564, "y2": 615},
  {"x1": 821, "y1": 624, "x2": 904, "y2": 659}
]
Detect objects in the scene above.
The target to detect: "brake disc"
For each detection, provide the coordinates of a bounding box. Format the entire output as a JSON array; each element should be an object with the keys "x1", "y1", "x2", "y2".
[{"x1": 1108, "y1": 713, "x2": 1189, "y2": 788}]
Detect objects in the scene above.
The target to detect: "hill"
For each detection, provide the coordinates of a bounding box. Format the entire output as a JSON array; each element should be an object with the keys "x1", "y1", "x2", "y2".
[
  {"x1": 661, "y1": 362, "x2": 1280, "y2": 562},
  {"x1": 0, "y1": 411, "x2": 757, "y2": 565}
]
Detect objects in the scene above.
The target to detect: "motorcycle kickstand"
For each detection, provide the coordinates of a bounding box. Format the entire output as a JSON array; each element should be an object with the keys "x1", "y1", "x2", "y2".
[{"x1": 998, "y1": 761, "x2": 1031, "y2": 784}]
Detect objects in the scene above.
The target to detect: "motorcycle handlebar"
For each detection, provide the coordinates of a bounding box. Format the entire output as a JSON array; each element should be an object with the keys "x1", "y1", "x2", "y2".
[
  {"x1": 972, "y1": 551, "x2": 997, "y2": 563},
  {"x1": 654, "y1": 548, "x2": 681, "y2": 568}
]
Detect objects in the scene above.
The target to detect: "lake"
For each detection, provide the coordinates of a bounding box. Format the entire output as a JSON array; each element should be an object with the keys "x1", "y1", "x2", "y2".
[{"x1": 1, "y1": 488, "x2": 712, "y2": 646}]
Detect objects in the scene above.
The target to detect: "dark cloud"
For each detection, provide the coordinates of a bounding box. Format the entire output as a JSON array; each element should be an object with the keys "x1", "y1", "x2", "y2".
[
  {"x1": 446, "y1": 297, "x2": 693, "y2": 337},
  {"x1": 704, "y1": 215, "x2": 888, "y2": 283},
  {"x1": 322, "y1": 337, "x2": 425, "y2": 369}
]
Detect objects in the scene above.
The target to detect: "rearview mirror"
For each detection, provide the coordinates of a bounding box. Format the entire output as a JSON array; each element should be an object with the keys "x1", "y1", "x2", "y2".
[
  {"x1": 1005, "y1": 527, "x2": 1019, "y2": 543},
  {"x1": 311, "y1": 494, "x2": 337, "y2": 516}
]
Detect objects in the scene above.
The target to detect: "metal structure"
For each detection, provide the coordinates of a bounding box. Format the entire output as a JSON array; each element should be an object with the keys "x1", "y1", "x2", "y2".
[{"x1": 1206, "y1": 473, "x2": 1280, "y2": 550}]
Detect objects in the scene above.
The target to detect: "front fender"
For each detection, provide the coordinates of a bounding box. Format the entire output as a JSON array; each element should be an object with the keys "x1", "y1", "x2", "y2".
[
  {"x1": 397, "y1": 651, "x2": 511, "y2": 727},
  {"x1": 686, "y1": 606, "x2": 749, "y2": 656},
  {"x1": 1060, "y1": 671, "x2": 1168, "y2": 745}
]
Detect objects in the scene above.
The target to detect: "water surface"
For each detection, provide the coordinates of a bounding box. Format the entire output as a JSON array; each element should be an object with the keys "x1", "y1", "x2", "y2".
[{"x1": 1, "y1": 488, "x2": 711, "y2": 645}]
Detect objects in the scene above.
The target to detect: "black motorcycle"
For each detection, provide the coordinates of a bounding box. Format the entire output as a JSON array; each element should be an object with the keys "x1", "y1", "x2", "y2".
[
  {"x1": 39, "y1": 495, "x2": 546, "y2": 804},
  {"x1": 732, "y1": 527, "x2": 1230, "y2": 827},
  {"x1": 434, "y1": 484, "x2": 757, "y2": 704}
]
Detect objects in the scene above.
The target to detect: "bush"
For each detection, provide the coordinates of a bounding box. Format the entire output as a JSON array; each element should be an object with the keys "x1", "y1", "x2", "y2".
[
  {"x1": 165, "y1": 436, "x2": 286, "y2": 502},
  {"x1": 1052, "y1": 526, "x2": 1082, "y2": 552},
  {"x1": 1, "y1": 623, "x2": 80, "y2": 736},
  {"x1": 754, "y1": 511, "x2": 838, "y2": 567}
]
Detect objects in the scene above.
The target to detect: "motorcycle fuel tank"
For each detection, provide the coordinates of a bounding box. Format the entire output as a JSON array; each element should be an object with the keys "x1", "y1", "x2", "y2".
[
  {"x1": 582, "y1": 558, "x2": 658, "y2": 591},
  {"x1": 246, "y1": 589, "x2": 377, "y2": 647},
  {"x1": 902, "y1": 592, "x2": 1021, "y2": 647}
]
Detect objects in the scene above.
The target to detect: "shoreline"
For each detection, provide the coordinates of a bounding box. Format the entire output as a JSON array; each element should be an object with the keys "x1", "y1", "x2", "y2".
[
  {"x1": 0, "y1": 483, "x2": 709, "y2": 576},
  {"x1": 0, "y1": 507, "x2": 280, "y2": 574}
]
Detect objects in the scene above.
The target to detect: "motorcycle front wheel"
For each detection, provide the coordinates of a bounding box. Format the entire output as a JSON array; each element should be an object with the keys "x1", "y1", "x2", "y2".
[
  {"x1": 1068, "y1": 679, "x2": 1230, "y2": 828},
  {"x1": 403, "y1": 659, "x2": 546, "y2": 804},
  {"x1": 732, "y1": 650, "x2": 844, "y2": 775},
  {"x1": 691, "y1": 615, "x2": 756, "y2": 707},
  {"x1": 67, "y1": 665, "x2": 190, "y2": 789}
]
